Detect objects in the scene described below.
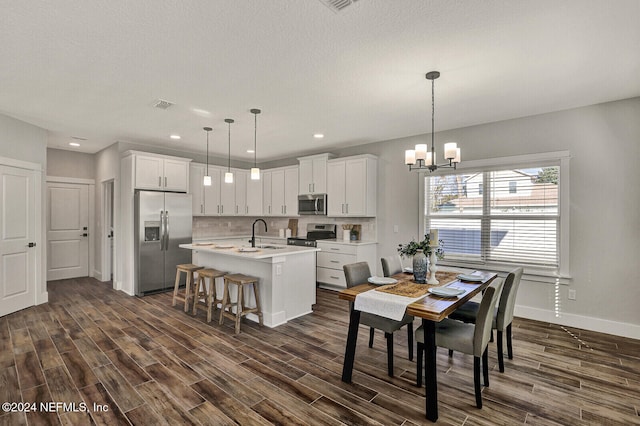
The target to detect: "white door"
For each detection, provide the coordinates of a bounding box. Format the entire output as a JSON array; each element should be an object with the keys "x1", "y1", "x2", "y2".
[
  {"x1": 163, "y1": 159, "x2": 189, "y2": 192},
  {"x1": 47, "y1": 182, "x2": 89, "y2": 280},
  {"x1": 327, "y1": 160, "x2": 346, "y2": 216},
  {"x1": 345, "y1": 158, "x2": 366, "y2": 216},
  {"x1": 0, "y1": 165, "x2": 37, "y2": 316}
]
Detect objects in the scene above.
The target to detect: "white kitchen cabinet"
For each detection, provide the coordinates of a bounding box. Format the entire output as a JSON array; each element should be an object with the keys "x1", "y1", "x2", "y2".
[
  {"x1": 327, "y1": 154, "x2": 377, "y2": 217},
  {"x1": 298, "y1": 153, "x2": 333, "y2": 195},
  {"x1": 246, "y1": 171, "x2": 263, "y2": 216},
  {"x1": 316, "y1": 241, "x2": 377, "y2": 289},
  {"x1": 262, "y1": 170, "x2": 273, "y2": 215},
  {"x1": 190, "y1": 163, "x2": 205, "y2": 215},
  {"x1": 234, "y1": 169, "x2": 247, "y2": 215},
  {"x1": 220, "y1": 169, "x2": 235, "y2": 216},
  {"x1": 203, "y1": 167, "x2": 222, "y2": 215},
  {"x1": 133, "y1": 153, "x2": 190, "y2": 192},
  {"x1": 264, "y1": 166, "x2": 298, "y2": 216}
]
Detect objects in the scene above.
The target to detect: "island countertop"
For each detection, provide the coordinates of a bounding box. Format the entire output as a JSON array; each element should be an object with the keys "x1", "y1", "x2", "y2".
[{"x1": 179, "y1": 241, "x2": 319, "y2": 259}]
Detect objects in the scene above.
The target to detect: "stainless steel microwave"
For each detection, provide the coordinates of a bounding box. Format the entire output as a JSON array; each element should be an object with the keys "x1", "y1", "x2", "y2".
[{"x1": 298, "y1": 194, "x2": 327, "y2": 215}]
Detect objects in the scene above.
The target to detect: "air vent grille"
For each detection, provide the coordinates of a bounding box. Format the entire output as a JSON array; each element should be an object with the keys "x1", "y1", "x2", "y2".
[
  {"x1": 153, "y1": 99, "x2": 174, "y2": 110},
  {"x1": 319, "y1": 0, "x2": 358, "y2": 13}
]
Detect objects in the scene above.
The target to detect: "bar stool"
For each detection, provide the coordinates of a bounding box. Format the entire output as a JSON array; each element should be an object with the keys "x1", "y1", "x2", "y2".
[
  {"x1": 172, "y1": 264, "x2": 204, "y2": 312},
  {"x1": 193, "y1": 268, "x2": 227, "y2": 322},
  {"x1": 219, "y1": 274, "x2": 264, "y2": 334}
]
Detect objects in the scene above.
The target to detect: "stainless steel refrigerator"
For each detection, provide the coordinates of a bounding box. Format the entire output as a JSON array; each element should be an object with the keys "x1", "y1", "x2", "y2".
[{"x1": 134, "y1": 190, "x2": 192, "y2": 296}]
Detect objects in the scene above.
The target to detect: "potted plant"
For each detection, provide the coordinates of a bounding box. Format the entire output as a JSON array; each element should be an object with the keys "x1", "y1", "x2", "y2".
[{"x1": 398, "y1": 234, "x2": 444, "y2": 283}]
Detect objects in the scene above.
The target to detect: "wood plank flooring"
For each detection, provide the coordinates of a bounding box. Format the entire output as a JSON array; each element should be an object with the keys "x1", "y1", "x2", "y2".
[{"x1": 1, "y1": 277, "x2": 639, "y2": 425}]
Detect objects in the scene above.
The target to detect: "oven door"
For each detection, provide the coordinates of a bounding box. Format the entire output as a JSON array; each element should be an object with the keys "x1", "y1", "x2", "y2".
[{"x1": 298, "y1": 194, "x2": 327, "y2": 215}]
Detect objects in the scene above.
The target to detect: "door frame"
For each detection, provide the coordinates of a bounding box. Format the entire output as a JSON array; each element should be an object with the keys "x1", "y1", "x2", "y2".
[
  {"x1": 101, "y1": 179, "x2": 115, "y2": 282},
  {"x1": 0, "y1": 155, "x2": 46, "y2": 306},
  {"x1": 46, "y1": 176, "x2": 95, "y2": 279}
]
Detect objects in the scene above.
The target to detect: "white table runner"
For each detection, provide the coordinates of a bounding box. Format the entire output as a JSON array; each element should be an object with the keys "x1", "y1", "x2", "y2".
[{"x1": 354, "y1": 289, "x2": 425, "y2": 321}]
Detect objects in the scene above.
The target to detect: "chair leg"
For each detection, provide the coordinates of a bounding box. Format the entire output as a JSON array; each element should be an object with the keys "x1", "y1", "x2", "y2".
[
  {"x1": 172, "y1": 270, "x2": 181, "y2": 306},
  {"x1": 184, "y1": 272, "x2": 192, "y2": 313},
  {"x1": 219, "y1": 280, "x2": 229, "y2": 325},
  {"x1": 506, "y1": 323, "x2": 514, "y2": 359},
  {"x1": 448, "y1": 349, "x2": 454, "y2": 357},
  {"x1": 407, "y1": 322, "x2": 414, "y2": 361},
  {"x1": 368, "y1": 327, "x2": 374, "y2": 348},
  {"x1": 474, "y1": 356, "x2": 482, "y2": 409},
  {"x1": 497, "y1": 330, "x2": 505, "y2": 373},
  {"x1": 482, "y1": 347, "x2": 489, "y2": 387},
  {"x1": 416, "y1": 342, "x2": 424, "y2": 387},
  {"x1": 385, "y1": 332, "x2": 394, "y2": 377}
]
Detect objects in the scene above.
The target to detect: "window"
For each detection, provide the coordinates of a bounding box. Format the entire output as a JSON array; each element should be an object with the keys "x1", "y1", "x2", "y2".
[{"x1": 424, "y1": 159, "x2": 565, "y2": 273}]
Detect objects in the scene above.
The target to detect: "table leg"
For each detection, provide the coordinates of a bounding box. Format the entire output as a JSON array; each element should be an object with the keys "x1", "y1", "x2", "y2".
[
  {"x1": 341, "y1": 306, "x2": 361, "y2": 383},
  {"x1": 423, "y1": 318, "x2": 438, "y2": 422}
]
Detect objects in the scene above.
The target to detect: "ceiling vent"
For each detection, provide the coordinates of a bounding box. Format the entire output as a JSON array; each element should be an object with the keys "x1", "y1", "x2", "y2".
[
  {"x1": 318, "y1": 0, "x2": 358, "y2": 13},
  {"x1": 71, "y1": 136, "x2": 87, "y2": 141},
  {"x1": 153, "y1": 99, "x2": 174, "y2": 110}
]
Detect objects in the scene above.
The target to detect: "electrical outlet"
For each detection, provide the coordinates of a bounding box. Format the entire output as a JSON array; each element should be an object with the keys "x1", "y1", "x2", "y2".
[{"x1": 568, "y1": 289, "x2": 576, "y2": 300}]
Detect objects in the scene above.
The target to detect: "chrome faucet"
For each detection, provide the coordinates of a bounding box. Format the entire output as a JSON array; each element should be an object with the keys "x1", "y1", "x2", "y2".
[{"x1": 251, "y1": 219, "x2": 267, "y2": 248}]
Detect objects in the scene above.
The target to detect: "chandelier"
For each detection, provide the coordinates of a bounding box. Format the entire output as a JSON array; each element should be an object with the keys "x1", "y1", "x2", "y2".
[{"x1": 405, "y1": 71, "x2": 461, "y2": 172}]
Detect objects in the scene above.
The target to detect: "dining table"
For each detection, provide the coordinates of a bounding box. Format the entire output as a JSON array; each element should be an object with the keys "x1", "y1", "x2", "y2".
[{"x1": 338, "y1": 269, "x2": 498, "y2": 422}]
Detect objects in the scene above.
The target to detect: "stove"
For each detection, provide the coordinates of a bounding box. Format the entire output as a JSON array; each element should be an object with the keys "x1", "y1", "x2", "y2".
[{"x1": 287, "y1": 223, "x2": 336, "y2": 247}]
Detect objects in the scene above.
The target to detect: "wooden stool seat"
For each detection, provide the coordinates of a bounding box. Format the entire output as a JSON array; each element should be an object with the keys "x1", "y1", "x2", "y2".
[
  {"x1": 193, "y1": 268, "x2": 227, "y2": 322},
  {"x1": 219, "y1": 273, "x2": 264, "y2": 334},
  {"x1": 172, "y1": 264, "x2": 204, "y2": 312}
]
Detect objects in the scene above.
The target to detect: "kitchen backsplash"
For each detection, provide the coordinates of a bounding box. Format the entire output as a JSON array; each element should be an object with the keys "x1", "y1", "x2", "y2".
[{"x1": 193, "y1": 216, "x2": 377, "y2": 241}]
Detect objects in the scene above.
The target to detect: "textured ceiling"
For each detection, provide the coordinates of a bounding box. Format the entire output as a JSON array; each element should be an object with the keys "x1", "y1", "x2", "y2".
[{"x1": 1, "y1": 0, "x2": 639, "y2": 161}]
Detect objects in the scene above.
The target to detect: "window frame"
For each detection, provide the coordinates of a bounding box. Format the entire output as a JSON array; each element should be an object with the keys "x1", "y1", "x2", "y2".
[{"x1": 419, "y1": 151, "x2": 571, "y2": 282}]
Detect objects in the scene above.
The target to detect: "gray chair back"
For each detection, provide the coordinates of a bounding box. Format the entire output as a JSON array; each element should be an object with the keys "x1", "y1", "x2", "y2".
[
  {"x1": 343, "y1": 262, "x2": 371, "y2": 288},
  {"x1": 473, "y1": 279, "x2": 504, "y2": 356},
  {"x1": 496, "y1": 267, "x2": 524, "y2": 331},
  {"x1": 381, "y1": 255, "x2": 403, "y2": 277}
]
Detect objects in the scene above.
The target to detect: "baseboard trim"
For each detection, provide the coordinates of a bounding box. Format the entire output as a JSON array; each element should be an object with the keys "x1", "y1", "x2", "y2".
[{"x1": 515, "y1": 305, "x2": 640, "y2": 340}]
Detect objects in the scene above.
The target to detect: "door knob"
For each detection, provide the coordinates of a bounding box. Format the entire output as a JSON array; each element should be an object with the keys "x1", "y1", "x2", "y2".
[
  {"x1": 28, "y1": 242, "x2": 36, "y2": 248},
  {"x1": 81, "y1": 233, "x2": 88, "y2": 237}
]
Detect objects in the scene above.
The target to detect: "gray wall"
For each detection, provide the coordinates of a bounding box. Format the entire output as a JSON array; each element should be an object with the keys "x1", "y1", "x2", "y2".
[
  {"x1": 0, "y1": 114, "x2": 47, "y2": 165},
  {"x1": 47, "y1": 148, "x2": 95, "y2": 179}
]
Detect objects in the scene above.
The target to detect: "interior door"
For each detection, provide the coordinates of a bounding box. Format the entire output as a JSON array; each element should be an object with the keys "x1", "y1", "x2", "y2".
[
  {"x1": 47, "y1": 182, "x2": 89, "y2": 280},
  {"x1": 0, "y1": 165, "x2": 37, "y2": 316}
]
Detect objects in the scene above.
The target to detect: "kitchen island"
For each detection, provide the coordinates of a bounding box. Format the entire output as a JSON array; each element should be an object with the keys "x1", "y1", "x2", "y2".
[{"x1": 179, "y1": 241, "x2": 320, "y2": 327}]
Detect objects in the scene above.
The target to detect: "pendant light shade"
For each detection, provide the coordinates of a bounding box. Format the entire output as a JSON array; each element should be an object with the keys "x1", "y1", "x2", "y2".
[
  {"x1": 203, "y1": 127, "x2": 212, "y2": 186},
  {"x1": 224, "y1": 118, "x2": 234, "y2": 184},
  {"x1": 250, "y1": 108, "x2": 261, "y2": 180}
]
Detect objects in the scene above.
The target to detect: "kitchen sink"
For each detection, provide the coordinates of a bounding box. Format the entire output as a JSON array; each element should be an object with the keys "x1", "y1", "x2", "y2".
[{"x1": 255, "y1": 244, "x2": 286, "y2": 249}]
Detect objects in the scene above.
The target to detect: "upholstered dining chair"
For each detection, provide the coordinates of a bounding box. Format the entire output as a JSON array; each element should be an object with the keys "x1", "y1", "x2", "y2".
[
  {"x1": 381, "y1": 255, "x2": 403, "y2": 277},
  {"x1": 343, "y1": 262, "x2": 414, "y2": 376},
  {"x1": 448, "y1": 267, "x2": 524, "y2": 372},
  {"x1": 415, "y1": 279, "x2": 503, "y2": 409}
]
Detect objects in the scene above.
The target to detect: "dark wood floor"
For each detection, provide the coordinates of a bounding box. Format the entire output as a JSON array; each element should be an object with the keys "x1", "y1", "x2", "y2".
[{"x1": 1, "y1": 277, "x2": 639, "y2": 425}]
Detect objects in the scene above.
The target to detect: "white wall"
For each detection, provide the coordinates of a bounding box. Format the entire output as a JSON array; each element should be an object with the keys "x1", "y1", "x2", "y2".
[
  {"x1": 328, "y1": 97, "x2": 640, "y2": 338},
  {"x1": 46, "y1": 148, "x2": 95, "y2": 179},
  {"x1": 0, "y1": 113, "x2": 48, "y2": 305},
  {"x1": 94, "y1": 143, "x2": 120, "y2": 282}
]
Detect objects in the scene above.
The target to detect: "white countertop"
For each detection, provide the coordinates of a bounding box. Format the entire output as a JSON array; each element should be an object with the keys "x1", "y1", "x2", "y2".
[{"x1": 180, "y1": 240, "x2": 319, "y2": 259}]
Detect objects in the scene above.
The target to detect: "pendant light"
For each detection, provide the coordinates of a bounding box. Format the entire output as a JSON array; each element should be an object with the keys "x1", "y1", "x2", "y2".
[
  {"x1": 250, "y1": 108, "x2": 261, "y2": 180},
  {"x1": 203, "y1": 127, "x2": 212, "y2": 186},
  {"x1": 224, "y1": 118, "x2": 234, "y2": 183},
  {"x1": 405, "y1": 71, "x2": 461, "y2": 172}
]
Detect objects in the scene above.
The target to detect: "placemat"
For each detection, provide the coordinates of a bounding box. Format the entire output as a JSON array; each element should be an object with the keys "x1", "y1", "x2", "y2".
[{"x1": 377, "y1": 270, "x2": 460, "y2": 297}]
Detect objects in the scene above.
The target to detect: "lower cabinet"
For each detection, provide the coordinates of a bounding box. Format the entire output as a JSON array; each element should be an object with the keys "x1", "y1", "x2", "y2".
[{"x1": 316, "y1": 241, "x2": 377, "y2": 289}]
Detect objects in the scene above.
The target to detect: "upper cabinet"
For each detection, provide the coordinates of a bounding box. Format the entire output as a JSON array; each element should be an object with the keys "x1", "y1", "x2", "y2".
[
  {"x1": 190, "y1": 165, "x2": 263, "y2": 216},
  {"x1": 327, "y1": 154, "x2": 377, "y2": 217},
  {"x1": 246, "y1": 171, "x2": 263, "y2": 216},
  {"x1": 133, "y1": 152, "x2": 190, "y2": 192},
  {"x1": 298, "y1": 153, "x2": 334, "y2": 195},
  {"x1": 264, "y1": 166, "x2": 298, "y2": 216},
  {"x1": 190, "y1": 163, "x2": 206, "y2": 215}
]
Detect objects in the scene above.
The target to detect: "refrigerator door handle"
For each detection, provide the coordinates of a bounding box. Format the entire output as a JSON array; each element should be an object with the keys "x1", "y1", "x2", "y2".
[
  {"x1": 164, "y1": 210, "x2": 170, "y2": 251},
  {"x1": 160, "y1": 210, "x2": 165, "y2": 251}
]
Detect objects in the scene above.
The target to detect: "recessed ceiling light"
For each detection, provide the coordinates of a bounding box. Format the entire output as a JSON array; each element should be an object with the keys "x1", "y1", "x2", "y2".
[
  {"x1": 313, "y1": 133, "x2": 324, "y2": 139},
  {"x1": 246, "y1": 149, "x2": 255, "y2": 153},
  {"x1": 170, "y1": 134, "x2": 181, "y2": 140},
  {"x1": 69, "y1": 142, "x2": 80, "y2": 147}
]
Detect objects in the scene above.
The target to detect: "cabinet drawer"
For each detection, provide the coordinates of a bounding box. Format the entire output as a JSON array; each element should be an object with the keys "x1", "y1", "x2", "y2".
[
  {"x1": 317, "y1": 243, "x2": 357, "y2": 255},
  {"x1": 317, "y1": 267, "x2": 347, "y2": 287},
  {"x1": 317, "y1": 252, "x2": 355, "y2": 269}
]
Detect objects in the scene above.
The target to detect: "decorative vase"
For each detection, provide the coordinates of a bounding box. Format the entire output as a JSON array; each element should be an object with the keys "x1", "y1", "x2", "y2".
[{"x1": 413, "y1": 249, "x2": 428, "y2": 284}]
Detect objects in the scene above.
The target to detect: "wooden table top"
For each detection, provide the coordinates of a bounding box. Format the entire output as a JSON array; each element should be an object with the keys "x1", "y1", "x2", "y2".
[{"x1": 338, "y1": 270, "x2": 498, "y2": 322}]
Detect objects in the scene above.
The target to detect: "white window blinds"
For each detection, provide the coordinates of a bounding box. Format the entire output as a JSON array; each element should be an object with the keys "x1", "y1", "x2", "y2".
[{"x1": 426, "y1": 166, "x2": 560, "y2": 269}]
